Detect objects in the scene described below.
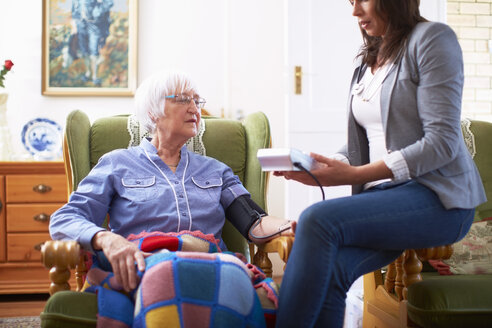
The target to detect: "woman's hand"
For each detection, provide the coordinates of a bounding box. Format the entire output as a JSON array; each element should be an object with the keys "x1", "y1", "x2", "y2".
[
  {"x1": 248, "y1": 216, "x2": 296, "y2": 244},
  {"x1": 274, "y1": 152, "x2": 392, "y2": 187},
  {"x1": 91, "y1": 231, "x2": 150, "y2": 292}
]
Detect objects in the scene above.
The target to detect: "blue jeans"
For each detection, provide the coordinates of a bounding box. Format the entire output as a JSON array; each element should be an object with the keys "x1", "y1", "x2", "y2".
[{"x1": 276, "y1": 180, "x2": 474, "y2": 328}]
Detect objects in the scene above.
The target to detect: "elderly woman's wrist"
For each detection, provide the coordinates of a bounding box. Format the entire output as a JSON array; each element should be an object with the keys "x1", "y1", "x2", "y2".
[
  {"x1": 248, "y1": 216, "x2": 292, "y2": 243},
  {"x1": 91, "y1": 230, "x2": 110, "y2": 250}
]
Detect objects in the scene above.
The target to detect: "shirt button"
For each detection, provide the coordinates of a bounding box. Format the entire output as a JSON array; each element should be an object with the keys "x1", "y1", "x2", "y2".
[
  {"x1": 136, "y1": 181, "x2": 141, "y2": 184},
  {"x1": 182, "y1": 212, "x2": 187, "y2": 216},
  {"x1": 174, "y1": 181, "x2": 179, "y2": 184},
  {"x1": 205, "y1": 181, "x2": 210, "y2": 185},
  {"x1": 179, "y1": 194, "x2": 184, "y2": 198}
]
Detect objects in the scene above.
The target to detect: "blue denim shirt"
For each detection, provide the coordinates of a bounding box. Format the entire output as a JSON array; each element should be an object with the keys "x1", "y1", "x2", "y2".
[{"x1": 49, "y1": 138, "x2": 249, "y2": 252}]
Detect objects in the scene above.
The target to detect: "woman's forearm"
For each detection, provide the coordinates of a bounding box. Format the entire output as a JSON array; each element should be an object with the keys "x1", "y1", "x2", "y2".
[{"x1": 352, "y1": 160, "x2": 394, "y2": 185}]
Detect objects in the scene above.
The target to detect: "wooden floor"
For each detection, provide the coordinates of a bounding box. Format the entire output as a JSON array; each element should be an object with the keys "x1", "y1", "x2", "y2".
[{"x1": 0, "y1": 294, "x2": 48, "y2": 317}]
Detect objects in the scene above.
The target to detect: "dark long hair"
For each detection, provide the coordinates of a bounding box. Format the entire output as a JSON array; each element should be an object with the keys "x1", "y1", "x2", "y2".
[{"x1": 359, "y1": 0, "x2": 427, "y2": 67}]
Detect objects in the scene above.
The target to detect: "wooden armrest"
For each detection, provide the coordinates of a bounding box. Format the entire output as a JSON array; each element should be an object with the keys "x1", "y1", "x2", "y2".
[
  {"x1": 41, "y1": 236, "x2": 295, "y2": 293},
  {"x1": 251, "y1": 236, "x2": 294, "y2": 278},
  {"x1": 383, "y1": 245, "x2": 453, "y2": 301},
  {"x1": 416, "y1": 245, "x2": 453, "y2": 261},
  {"x1": 41, "y1": 240, "x2": 86, "y2": 295},
  {"x1": 365, "y1": 245, "x2": 453, "y2": 328}
]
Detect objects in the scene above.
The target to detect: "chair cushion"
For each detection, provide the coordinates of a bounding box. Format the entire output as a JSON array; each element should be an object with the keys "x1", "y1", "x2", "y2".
[
  {"x1": 201, "y1": 118, "x2": 246, "y2": 183},
  {"x1": 40, "y1": 291, "x2": 97, "y2": 328},
  {"x1": 90, "y1": 115, "x2": 130, "y2": 169},
  {"x1": 407, "y1": 275, "x2": 492, "y2": 328},
  {"x1": 429, "y1": 221, "x2": 492, "y2": 275}
]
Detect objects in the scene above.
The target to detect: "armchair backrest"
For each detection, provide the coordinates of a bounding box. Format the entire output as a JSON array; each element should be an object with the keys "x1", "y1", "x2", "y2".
[
  {"x1": 62, "y1": 110, "x2": 271, "y2": 255},
  {"x1": 462, "y1": 119, "x2": 492, "y2": 221}
]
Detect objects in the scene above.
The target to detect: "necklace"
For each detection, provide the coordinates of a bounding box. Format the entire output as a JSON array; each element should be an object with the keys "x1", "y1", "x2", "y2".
[{"x1": 352, "y1": 64, "x2": 391, "y2": 102}]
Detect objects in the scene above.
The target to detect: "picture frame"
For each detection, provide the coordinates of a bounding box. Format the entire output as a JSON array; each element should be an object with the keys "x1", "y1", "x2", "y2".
[{"x1": 42, "y1": 0, "x2": 138, "y2": 96}]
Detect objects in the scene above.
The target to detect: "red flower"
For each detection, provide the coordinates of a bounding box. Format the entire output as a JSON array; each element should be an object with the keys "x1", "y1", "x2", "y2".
[
  {"x1": 0, "y1": 59, "x2": 14, "y2": 88},
  {"x1": 4, "y1": 60, "x2": 13, "y2": 71}
]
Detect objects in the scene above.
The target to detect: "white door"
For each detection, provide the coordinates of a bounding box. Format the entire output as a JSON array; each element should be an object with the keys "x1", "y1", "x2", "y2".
[{"x1": 285, "y1": 0, "x2": 361, "y2": 220}]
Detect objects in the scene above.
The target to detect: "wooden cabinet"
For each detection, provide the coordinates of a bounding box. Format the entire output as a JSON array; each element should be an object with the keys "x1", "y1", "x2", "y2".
[{"x1": 0, "y1": 162, "x2": 68, "y2": 294}]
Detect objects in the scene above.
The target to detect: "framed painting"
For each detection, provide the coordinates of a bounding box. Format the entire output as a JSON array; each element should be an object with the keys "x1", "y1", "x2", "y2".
[{"x1": 42, "y1": 0, "x2": 137, "y2": 96}]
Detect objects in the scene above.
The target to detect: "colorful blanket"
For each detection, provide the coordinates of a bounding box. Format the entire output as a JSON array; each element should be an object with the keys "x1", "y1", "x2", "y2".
[{"x1": 82, "y1": 231, "x2": 279, "y2": 328}]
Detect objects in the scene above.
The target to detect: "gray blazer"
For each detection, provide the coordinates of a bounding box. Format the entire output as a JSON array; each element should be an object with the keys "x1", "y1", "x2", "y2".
[{"x1": 341, "y1": 21, "x2": 486, "y2": 209}]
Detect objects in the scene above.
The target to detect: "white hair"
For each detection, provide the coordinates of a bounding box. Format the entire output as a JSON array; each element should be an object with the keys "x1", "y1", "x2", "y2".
[{"x1": 134, "y1": 71, "x2": 199, "y2": 134}]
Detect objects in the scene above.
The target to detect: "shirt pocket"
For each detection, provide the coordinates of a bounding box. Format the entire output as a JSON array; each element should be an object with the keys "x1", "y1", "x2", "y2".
[
  {"x1": 192, "y1": 177, "x2": 223, "y2": 203},
  {"x1": 121, "y1": 176, "x2": 156, "y2": 202}
]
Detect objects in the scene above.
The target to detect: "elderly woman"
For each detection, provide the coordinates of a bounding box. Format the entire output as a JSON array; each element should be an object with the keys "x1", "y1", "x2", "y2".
[{"x1": 49, "y1": 72, "x2": 293, "y2": 294}]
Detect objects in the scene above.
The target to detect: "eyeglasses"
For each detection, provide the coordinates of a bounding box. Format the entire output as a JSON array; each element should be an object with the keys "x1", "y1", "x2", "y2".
[{"x1": 165, "y1": 94, "x2": 206, "y2": 109}]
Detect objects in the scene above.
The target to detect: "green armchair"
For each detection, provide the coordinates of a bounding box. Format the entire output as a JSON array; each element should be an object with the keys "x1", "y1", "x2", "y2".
[
  {"x1": 40, "y1": 110, "x2": 293, "y2": 327},
  {"x1": 363, "y1": 119, "x2": 492, "y2": 328}
]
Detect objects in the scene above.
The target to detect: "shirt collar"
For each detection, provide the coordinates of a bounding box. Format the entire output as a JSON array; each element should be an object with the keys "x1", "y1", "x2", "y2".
[
  {"x1": 139, "y1": 137, "x2": 189, "y2": 159},
  {"x1": 140, "y1": 137, "x2": 157, "y2": 153}
]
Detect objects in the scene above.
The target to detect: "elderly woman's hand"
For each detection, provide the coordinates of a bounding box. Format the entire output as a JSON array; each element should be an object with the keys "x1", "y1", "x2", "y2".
[
  {"x1": 91, "y1": 231, "x2": 150, "y2": 292},
  {"x1": 248, "y1": 216, "x2": 296, "y2": 244}
]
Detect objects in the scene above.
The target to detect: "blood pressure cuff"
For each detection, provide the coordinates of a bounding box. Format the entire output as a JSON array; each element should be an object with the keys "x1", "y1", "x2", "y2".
[{"x1": 225, "y1": 195, "x2": 267, "y2": 241}]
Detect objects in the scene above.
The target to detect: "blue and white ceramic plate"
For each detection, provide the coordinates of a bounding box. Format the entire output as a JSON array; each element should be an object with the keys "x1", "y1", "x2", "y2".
[{"x1": 21, "y1": 118, "x2": 62, "y2": 160}]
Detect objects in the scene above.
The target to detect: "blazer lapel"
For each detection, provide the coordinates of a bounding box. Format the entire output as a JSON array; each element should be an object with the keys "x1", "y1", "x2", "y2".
[{"x1": 380, "y1": 60, "x2": 401, "y2": 136}]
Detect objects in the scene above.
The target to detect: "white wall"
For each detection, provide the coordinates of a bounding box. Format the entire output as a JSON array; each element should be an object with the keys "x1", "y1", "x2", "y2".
[
  {"x1": 420, "y1": 0, "x2": 447, "y2": 23},
  {"x1": 0, "y1": 0, "x2": 287, "y2": 216},
  {"x1": 228, "y1": 0, "x2": 286, "y2": 216},
  {"x1": 0, "y1": 0, "x2": 228, "y2": 156},
  {"x1": 0, "y1": 1, "x2": 134, "y2": 155}
]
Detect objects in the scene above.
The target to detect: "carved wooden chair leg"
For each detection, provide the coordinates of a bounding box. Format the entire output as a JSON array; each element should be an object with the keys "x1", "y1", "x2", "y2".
[
  {"x1": 394, "y1": 253, "x2": 405, "y2": 301},
  {"x1": 402, "y1": 249, "x2": 423, "y2": 300},
  {"x1": 75, "y1": 252, "x2": 88, "y2": 291},
  {"x1": 41, "y1": 240, "x2": 81, "y2": 295},
  {"x1": 253, "y1": 248, "x2": 273, "y2": 278},
  {"x1": 253, "y1": 236, "x2": 295, "y2": 278},
  {"x1": 384, "y1": 260, "x2": 397, "y2": 293}
]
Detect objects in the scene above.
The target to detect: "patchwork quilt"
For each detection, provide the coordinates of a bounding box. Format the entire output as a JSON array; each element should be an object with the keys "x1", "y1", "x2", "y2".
[{"x1": 82, "y1": 230, "x2": 279, "y2": 328}]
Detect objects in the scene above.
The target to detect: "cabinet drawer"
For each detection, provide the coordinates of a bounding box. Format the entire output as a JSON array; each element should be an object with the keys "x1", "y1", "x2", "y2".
[
  {"x1": 7, "y1": 233, "x2": 50, "y2": 262},
  {"x1": 6, "y1": 204, "x2": 64, "y2": 232},
  {"x1": 6, "y1": 175, "x2": 67, "y2": 203}
]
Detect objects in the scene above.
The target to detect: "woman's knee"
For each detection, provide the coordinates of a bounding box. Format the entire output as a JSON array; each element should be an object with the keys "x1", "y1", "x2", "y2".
[
  {"x1": 297, "y1": 203, "x2": 338, "y2": 238},
  {"x1": 299, "y1": 204, "x2": 326, "y2": 228}
]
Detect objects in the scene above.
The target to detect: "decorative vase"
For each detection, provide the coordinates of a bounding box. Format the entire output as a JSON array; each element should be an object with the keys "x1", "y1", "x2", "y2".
[{"x1": 0, "y1": 92, "x2": 13, "y2": 161}]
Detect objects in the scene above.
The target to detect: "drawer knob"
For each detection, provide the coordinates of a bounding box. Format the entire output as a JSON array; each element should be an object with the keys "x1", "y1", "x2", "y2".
[
  {"x1": 34, "y1": 213, "x2": 50, "y2": 222},
  {"x1": 34, "y1": 242, "x2": 45, "y2": 252},
  {"x1": 33, "y1": 184, "x2": 52, "y2": 194}
]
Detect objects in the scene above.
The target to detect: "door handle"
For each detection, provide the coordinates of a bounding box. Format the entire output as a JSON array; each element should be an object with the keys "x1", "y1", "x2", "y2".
[{"x1": 295, "y1": 66, "x2": 302, "y2": 95}]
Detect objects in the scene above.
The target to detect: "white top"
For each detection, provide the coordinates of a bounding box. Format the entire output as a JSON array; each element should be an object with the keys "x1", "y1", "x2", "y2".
[{"x1": 350, "y1": 64, "x2": 410, "y2": 189}]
